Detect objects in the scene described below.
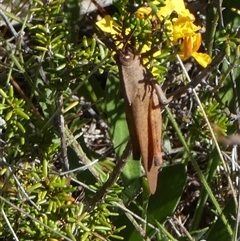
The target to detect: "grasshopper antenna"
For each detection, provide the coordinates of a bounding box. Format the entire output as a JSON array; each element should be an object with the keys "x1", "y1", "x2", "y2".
[
  {"x1": 89, "y1": 0, "x2": 109, "y2": 17},
  {"x1": 122, "y1": 25, "x2": 137, "y2": 51}
]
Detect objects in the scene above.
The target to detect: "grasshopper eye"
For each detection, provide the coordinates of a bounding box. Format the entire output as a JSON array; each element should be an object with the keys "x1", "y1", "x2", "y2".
[
  {"x1": 118, "y1": 51, "x2": 134, "y2": 65},
  {"x1": 123, "y1": 55, "x2": 131, "y2": 61}
]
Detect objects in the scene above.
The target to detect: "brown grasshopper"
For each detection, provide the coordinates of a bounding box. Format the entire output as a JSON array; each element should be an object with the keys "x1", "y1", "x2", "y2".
[
  {"x1": 92, "y1": 8, "x2": 225, "y2": 194},
  {"x1": 111, "y1": 38, "x2": 224, "y2": 194},
  {"x1": 115, "y1": 44, "x2": 164, "y2": 194}
]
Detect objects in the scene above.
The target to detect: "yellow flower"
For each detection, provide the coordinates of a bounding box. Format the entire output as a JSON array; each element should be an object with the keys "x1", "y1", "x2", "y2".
[
  {"x1": 96, "y1": 15, "x2": 120, "y2": 35},
  {"x1": 170, "y1": 8, "x2": 211, "y2": 67},
  {"x1": 137, "y1": 1, "x2": 212, "y2": 67},
  {"x1": 179, "y1": 33, "x2": 211, "y2": 67},
  {"x1": 96, "y1": 15, "x2": 129, "y2": 50}
]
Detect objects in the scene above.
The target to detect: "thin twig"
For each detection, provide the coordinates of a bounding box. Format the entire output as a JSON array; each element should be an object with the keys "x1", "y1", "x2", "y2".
[
  {"x1": 0, "y1": 157, "x2": 40, "y2": 211},
  {"x1": 172, "y1": 215, "x2": 194, "y2": 240},
  {"x1": 0, "y1": 7, "x2": 34, "y2": 54},
  {"x1": 64, "y1": 126, "x2": 100, "y2": 180},
  {"x1": 58, "y1": 93, "x2": 69, "y2": 172},
  {"x1": 2, "y1": 208, "x2": 19, "y2": 241},
  {"x1": 167, "y1": 50, "x2": 226, "y2": 102},
  {"x1": 84, "y1": 141, "x2": 132, "y2": 212}
]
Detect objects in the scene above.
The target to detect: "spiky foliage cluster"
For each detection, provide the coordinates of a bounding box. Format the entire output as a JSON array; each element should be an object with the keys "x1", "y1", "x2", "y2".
[{"x1": 0, "y1": 0, "x2": 122, "y2": 240}]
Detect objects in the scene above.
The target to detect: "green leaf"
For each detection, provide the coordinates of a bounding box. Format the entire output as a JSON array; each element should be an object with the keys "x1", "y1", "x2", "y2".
[
  {"x1": 122, "y1": 159, "x2": 141, "y2": 185},
  {"x1": 148, "y1": 164, "x2": 187, "y2": 223},
  {"x1": 105, "y1": 72, "x2": 129, "y2": 158},
  {"x1": 105, "y1": 72, "x2": 142, "y2": 192},
  {"x1": 15, "y1": 108, "x2": 30, "y2": 120}
]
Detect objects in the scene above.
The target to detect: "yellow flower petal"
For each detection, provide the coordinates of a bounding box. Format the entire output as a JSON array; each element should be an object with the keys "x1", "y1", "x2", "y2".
[
  {"x1": 135, "y1": 6, "x2": 152, "y2": 19},
  {"x1": 182, "y1": 36, "x2": 194, "y2": 59},
  {"x1": 169, "y1": 0, "x2": 186, "y2": 13},
  {"x1": 192, "y1": 52, "x2": 212, "y2": 68},
  {"x1": 157, "y1": 0, "x2": 185, "y2": 18},
  {"x1": 140, "y1": 44, "x2": 151, "y2": 53},
  {"x1": 152, "y1": 66, "x2": 160, "y2": 76},
  {"x1": 173, "y1": 9, "x2": 195, "y2": 23},
  {"x1": 179, "y1": 33, "x2": 202, "y2": 60},
  {"x1": 153, "y1": 50, "x2": 161, "y2": 57},
  {"x1": 191, "y1": 33, "x2": 202, "y2": 52},
  {"x1": 96, "y1": 15, "x2": 120, "y2": 35},
  {"x1": 173, "y1": 21, "x2": 200, "y2": 41},
  {"x1": 186, "y1": 33, "x2": 201, "y2": 56}
]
